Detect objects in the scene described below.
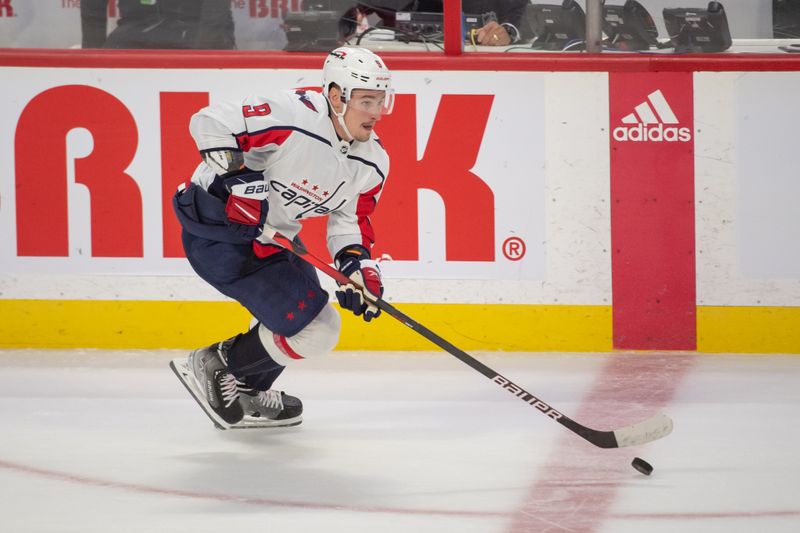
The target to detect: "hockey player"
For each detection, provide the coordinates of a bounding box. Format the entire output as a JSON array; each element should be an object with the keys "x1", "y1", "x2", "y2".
[{"x1": 171, "y1": 47, "x2": 393, "y2": 429}]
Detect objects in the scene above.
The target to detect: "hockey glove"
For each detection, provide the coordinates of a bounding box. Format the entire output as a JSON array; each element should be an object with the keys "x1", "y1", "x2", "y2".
[
  {"x1": 334, "y1": 245, "x2": 383, "y2": 321},
  {"x1": 222, "y1": 171, "x2": 269, "y2": 241}
]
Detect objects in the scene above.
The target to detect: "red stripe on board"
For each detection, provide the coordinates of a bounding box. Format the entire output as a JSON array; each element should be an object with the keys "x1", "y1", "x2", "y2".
[
  {"x1": 3, "y1": 49, "x2": 800, "y2": 72},
  {"x1": 507, "y1": 353, "x2": 694, "y2": 533},
  {"x1": 609, "y1": 72, "x2": 696, "y2": 350}
]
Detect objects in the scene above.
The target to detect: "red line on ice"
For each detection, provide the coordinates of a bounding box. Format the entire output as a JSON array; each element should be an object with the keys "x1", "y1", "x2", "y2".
[
  {"x1": 506, "y1": 353, "x2": 695, "y2": 533},
  {"x1": 0, "y1": 457, "x2": 499, "y2": 518}
]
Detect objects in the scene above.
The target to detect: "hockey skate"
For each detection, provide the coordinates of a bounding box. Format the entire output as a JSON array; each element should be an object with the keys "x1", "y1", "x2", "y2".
[
  {"x1": 170, "y1": 339, "x2": 304, "y2": 430},
  {"x1": 170, "y1": 338, "x2": 244, "y2": 430},
  {"x1": 238, "y1": 388, "x2": 303, "y2": 428}
]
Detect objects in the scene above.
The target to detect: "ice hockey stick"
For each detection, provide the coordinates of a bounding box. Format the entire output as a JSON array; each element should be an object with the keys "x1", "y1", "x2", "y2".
[{"x1": 269, "y1": 232, "x2": 673, "y2": 449}]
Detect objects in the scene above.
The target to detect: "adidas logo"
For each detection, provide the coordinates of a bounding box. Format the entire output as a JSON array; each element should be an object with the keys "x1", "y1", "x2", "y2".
[{"x1": 613, "y1": 90, "x2": 691, "y2": 143}]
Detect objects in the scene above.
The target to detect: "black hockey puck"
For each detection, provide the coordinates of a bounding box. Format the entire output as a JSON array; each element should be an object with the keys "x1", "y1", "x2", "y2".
[{"x1": 631, "y1": 457, "x2": 654, "y2": 476}]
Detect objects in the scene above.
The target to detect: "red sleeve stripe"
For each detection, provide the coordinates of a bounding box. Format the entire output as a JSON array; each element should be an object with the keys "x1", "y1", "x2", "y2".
[
  {"x1": 236, "y1": 127, "x2": 293, "y2": 152},
  {"x1": 273, "y1": 333, "x2": 305, "y2": 360},
  {"x1": 356, "y1": 183, "x2": 382, "y2": 250}
]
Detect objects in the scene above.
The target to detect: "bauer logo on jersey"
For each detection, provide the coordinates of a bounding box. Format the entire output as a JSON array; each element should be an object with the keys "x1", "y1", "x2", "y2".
[
  {"x1": 612, "y1": 89, "x2": 692, "y2": 143},
  {"x1": 271, "y1": 179, "x2": 347, "y2": 217}
]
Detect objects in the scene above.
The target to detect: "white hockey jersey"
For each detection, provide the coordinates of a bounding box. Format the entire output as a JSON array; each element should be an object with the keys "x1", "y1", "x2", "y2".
[{"x1": 188, "y1": 89, "x2": 389, "y2": 259}]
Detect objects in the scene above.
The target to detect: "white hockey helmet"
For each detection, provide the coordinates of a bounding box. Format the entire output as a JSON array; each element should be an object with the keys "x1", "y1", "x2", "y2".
[{"x1": 322, "y1": 47, "x2": 394, "y2": 115}]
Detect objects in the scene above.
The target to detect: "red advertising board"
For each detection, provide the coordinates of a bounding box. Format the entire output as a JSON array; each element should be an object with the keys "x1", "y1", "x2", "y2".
[{"x1": 609, "y1": 72, "x2": 696, "y2": 350}]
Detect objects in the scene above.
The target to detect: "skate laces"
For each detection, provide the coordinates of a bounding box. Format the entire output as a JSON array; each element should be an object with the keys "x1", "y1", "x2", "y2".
[
  {"x1": 217, "y1": 372, "x2": 241, "y2": 408},
  {"x1": 257, "y1": 390, "x2": 284, "y2": 410}
]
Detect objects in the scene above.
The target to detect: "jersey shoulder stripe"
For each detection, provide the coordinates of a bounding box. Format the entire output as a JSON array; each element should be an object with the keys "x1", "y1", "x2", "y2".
[
  {"x1": 237, "y1": 127, "x2": 293, "y2": 151},
  {"x1": 237, "y1": 125, "x2": 332, "y2": 151}
]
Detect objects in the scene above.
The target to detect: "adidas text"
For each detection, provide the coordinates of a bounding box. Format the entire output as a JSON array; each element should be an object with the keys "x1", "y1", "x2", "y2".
[{"x1": 613, "y1": 123, "x2": 692, "y2": 143}]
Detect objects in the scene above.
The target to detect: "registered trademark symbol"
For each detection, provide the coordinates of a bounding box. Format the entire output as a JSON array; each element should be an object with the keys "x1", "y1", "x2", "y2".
[{"x1": 502, "y1": 236, "x2": 526, "y2": 261}]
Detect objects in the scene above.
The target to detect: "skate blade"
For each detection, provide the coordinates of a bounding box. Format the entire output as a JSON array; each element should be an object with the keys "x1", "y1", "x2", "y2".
[
  {"x1": 232, "y1": 414, "x2": 303, "y2": 430},
  {"x1": 169, "y1": 358, "x2": 231, "y2": 430}
]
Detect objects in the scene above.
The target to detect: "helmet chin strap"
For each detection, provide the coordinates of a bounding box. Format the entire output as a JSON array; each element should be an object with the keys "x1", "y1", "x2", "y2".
[{"x1": 327, "y1": 94, "x2": 355, "y2": 142}]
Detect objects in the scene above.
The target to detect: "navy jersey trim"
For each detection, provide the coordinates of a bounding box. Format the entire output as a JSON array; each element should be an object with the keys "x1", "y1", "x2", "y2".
[{"x1": 347, "y1": 155, "x2": 386, "y2": 181}]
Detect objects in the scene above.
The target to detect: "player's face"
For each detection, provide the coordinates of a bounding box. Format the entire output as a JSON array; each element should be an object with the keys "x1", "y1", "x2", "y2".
[{"x1": 344, "y1": 89, "x2": 386, "y2": 142}]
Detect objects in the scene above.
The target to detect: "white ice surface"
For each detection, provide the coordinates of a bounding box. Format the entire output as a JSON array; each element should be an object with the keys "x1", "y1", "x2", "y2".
[{"x1": 0, "y1": 350, "x2": 797, "y2": 533}]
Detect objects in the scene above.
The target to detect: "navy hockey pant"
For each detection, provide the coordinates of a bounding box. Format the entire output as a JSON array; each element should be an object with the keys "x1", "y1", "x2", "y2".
[{"x1": 173, "y1": 184, "x2": 329, "y2": 385}]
